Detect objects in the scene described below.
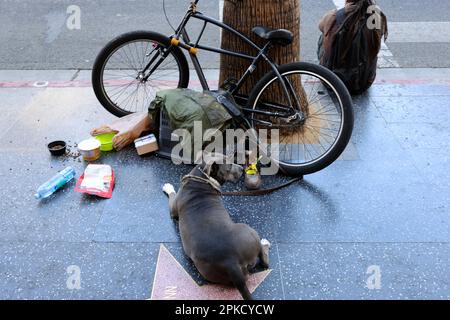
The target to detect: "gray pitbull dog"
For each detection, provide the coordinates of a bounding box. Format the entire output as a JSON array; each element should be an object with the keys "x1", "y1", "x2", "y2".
[{"x1": 162, "y1": 156, "x2": 270, "y2": 300}]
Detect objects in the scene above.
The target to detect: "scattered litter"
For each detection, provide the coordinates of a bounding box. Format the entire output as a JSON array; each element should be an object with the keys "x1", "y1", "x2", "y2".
[
  {"x1": 134, "y1": 134, "x2": 159, "y2": 156},
  {"x1": 35, "y1": 167, "x2": 76, "y2": 200},
  {"x1": 58, "y1": 144, "x2": 81, "y2": 162},
  {"x1": 74, "y1": 164, "x2": 115, "y2": 199}
]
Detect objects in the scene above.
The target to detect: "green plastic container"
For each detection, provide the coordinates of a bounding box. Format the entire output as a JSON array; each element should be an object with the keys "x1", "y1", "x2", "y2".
[{"x1": 95, "y1": 133, "x2": 116, "y2": 152}]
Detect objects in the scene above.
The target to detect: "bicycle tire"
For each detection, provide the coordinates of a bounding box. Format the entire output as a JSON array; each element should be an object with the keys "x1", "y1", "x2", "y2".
[
  {"x1": 247, "y1": 62, "x2": 354, "y2": 176},
  {"x1": 92, "y1": 31, "x2": 190, "y2": 117}
]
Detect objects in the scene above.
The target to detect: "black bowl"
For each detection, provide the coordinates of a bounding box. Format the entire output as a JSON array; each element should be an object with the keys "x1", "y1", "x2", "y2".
[{"x1": 48, "y1": 141, "x2": 67, "y2": 156}]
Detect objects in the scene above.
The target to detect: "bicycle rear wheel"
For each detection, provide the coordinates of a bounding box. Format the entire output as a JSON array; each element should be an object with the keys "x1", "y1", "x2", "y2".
[
  {"x1": 92, "y1": 31, "x2": 189, "y2": 117},
  {"x1": 247, "y1": 62, "x2": 354, "y2": 176}
]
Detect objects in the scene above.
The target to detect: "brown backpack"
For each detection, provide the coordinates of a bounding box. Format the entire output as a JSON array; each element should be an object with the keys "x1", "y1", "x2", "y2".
[{"x1": 318, "y1": 4, "x2": 387, "y2": 94}]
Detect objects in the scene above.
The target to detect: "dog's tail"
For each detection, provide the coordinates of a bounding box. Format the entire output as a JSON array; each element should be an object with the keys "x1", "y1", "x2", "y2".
[{"x1": 228, "y1": 264, "x2": 253, "y2": 300}]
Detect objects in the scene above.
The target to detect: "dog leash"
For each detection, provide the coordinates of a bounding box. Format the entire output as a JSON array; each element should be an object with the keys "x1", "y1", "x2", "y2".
[
  {"x1": 182, "y1": 173, "x2": 304, "y2": 197},
  {"x1": 221, "y1": 176, "x2": 303, "y2": 197}
]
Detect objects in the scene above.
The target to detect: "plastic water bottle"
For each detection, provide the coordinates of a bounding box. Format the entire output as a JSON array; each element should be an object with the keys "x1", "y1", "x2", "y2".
[{"x1": 35, "y1": 167, "x2": 76, "y2": 200}]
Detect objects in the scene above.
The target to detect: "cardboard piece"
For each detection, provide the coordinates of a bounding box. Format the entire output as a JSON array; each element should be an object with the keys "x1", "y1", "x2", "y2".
[{"x1": 134, "y1": 134, "x2": 159, "y2": 156}]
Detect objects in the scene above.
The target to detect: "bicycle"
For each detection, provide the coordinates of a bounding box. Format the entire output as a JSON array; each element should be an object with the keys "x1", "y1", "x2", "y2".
[{"x1": 92, "y1": 0, "x2": 354, "y2": 176}]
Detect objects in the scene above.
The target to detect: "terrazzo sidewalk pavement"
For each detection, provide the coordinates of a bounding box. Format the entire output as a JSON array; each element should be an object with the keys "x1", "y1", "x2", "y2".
[{"x1": 0, "y1": 68, "x2": 449, "y2": 300}]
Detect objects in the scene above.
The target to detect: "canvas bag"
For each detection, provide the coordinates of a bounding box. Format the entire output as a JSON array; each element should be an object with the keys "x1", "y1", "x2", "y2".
[{"x1": 148, "y1": 88, "x2": 233, "y2": 160}]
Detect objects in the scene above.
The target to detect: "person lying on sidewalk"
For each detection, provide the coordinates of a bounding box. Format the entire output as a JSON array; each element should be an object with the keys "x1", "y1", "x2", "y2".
[
  {"x1": 91, "y1": 89, "x2": 232, "y2": 152},
  {"x1": 90, "y1": 88, "x2": 263, "y2": 189}
]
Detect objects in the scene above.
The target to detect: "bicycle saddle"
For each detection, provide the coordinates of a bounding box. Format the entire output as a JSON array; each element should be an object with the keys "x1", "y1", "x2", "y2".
[{"x1": 252, "y1": 26, "x2": 293, "y2": 46}]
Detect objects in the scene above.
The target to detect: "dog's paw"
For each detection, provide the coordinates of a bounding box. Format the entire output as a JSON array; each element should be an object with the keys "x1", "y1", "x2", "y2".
[
  {"x1": 261, "y1": 239, "x2": 271, "y2": 248},
  {"x1": 162, "y1": 183, "x2": 176, "y2": 195}
]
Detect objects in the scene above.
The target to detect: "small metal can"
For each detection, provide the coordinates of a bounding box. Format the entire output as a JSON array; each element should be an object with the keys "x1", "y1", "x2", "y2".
[{"x1": 78, "y1": 139, "x2": 101, "y2": 161}]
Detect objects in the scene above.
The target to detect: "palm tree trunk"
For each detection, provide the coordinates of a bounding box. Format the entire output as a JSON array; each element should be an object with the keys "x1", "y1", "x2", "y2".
[{"x1": 219, "y1": 0, "x2": 301, "y2": 100}]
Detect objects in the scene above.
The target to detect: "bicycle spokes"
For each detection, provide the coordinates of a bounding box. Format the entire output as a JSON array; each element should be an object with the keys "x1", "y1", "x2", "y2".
[
  {"x1": 101, "y1": 40, "x2": 182, "y2": 113},
  {"x1": 252, "y1": 71, "x2": 344, "y2": 165}
]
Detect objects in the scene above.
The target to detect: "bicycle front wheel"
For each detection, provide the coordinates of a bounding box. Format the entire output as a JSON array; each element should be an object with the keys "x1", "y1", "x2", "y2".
[
  {"x1": 92, "y1": 31, "x2": 189, "y2": 117},
  {"x1": 247, "y1": 62, "x2": 354, "y2": 176}
]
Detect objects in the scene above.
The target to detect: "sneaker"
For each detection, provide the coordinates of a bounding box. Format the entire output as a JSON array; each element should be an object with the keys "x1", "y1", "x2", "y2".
[{"x1": 244, "y1": 163, "x2": 262, "y2": 190}]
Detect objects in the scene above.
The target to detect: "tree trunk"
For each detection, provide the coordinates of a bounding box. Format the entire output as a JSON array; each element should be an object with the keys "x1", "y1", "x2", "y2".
[{"x1": 219, "y1": 0, "x2": 301, "y2": 99}]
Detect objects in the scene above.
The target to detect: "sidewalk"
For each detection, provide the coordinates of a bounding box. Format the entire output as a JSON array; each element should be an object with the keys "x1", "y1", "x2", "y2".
[{"x1": 0, "y1": 68, "x2": 449, "y2": 299}]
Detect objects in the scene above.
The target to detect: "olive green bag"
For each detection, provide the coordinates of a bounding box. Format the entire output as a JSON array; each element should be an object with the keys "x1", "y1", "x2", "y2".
[{"x1": 149, "y1": 88, "x2": 233, "y2": 160}]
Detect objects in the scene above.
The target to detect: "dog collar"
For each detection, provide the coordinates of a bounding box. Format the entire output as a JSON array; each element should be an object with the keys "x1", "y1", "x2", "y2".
[{"x1": 181, "y1": 174, "x2": 222, "y2": 194}]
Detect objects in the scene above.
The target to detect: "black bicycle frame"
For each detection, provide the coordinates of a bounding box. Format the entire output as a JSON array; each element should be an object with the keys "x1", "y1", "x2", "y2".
[{"x1": 143, "y1": 1, "x2": 298, "y2": 118}]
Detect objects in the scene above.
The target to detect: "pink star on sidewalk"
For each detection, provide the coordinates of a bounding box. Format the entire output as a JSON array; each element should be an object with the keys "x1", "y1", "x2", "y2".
[{"x1": 150, "y1": 245, "x2": 271, "y2": 300}]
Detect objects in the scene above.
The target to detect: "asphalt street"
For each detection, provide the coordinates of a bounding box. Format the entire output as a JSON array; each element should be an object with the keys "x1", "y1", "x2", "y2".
[{"x1": 0, "y1": 0, "x2": 449, "y2": 69}]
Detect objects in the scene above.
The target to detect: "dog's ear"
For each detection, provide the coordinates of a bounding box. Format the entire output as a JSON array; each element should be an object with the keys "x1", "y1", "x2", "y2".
[
  {"x1": 201, "y1": 161, "x2": 221, "y2": 180},
  {"x1": 202, "y1": 161, "x2": 214, "y2": 176},
  {"x1": 201, "y1": 154, "x2": 214, "y2": 176},
  {"x1": 202, "y1": 152, "x2": 226, "y2": 175},
  {"x1": 208, "y1": 163, "x2": 220, "y2": 181}
]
